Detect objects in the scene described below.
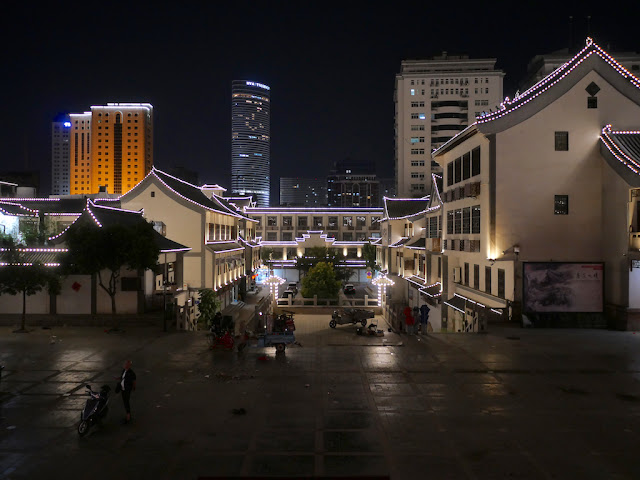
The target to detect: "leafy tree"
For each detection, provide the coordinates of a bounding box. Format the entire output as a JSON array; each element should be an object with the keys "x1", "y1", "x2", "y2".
[
  {"x1": 61, "y1": 221, "x2": 160, "y2": 326},
  {"x1": 196, "y1": 288, "x2": 221, "y2": 329},
  {"x1": 301, "y1": 261, "x2": 341, "y2": 299},
  {"x1": 0, "y1": 242, "x2": 61, "y2": 332},
  {"x1": 295, "y1": 246, "x2": 352, "y2": 284},
  {"x1": 362, "y1": 242, "x2": 380, "y2": 273}
]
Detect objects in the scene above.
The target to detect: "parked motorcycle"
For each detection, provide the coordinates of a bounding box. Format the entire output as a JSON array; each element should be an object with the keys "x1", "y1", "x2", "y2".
[{"x1": 78, "y1": 384, "x2": 110, "y2": 436}]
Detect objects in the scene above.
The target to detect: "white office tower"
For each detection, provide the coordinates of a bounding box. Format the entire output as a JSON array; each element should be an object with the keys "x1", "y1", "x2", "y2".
[
  {"x1": 395, "y1": 52, "x2": 504, "y2": 197},
  {"x1": 231, "y1": 80, "x2": 271, "y2": 207},
  {"x1": 51, "y1": 113, "x2": 71, "y2": 195}
]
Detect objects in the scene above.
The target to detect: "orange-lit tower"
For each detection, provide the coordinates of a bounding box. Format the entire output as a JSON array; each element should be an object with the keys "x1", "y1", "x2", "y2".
[{"x1": 69, "y1": 103, "x2": 153, "y2": 195}]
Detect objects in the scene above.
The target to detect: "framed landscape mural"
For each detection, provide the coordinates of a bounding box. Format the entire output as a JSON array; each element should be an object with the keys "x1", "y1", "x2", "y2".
[{"x1": 523, "y1": 262, "x2": 603, "y2": 313}]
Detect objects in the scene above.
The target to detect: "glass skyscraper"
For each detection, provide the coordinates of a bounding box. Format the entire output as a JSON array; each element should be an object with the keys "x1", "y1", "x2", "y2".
[{"x1": 231, "y1": 80, "x2": 270, "y2": 206}]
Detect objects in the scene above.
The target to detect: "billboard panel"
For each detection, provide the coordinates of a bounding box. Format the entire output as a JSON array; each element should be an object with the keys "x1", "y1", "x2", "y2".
[{"x1": 523, "y1": 262, "x2": 603, "y2": 313}]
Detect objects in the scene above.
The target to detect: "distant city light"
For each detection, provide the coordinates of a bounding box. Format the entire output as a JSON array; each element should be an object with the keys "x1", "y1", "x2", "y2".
[{"x1": 63, "y1": 122, "x2": 71, "y2": 127}]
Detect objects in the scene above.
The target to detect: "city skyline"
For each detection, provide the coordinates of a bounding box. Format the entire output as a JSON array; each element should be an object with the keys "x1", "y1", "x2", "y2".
[{"x1": 2, "y1": 2, "x2": 638, "y2": 202}]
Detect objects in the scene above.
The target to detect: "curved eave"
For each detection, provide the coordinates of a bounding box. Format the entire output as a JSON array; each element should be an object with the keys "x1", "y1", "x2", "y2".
[{"x1": 600, "y1": 130, "x2": 640, "y2": 187}]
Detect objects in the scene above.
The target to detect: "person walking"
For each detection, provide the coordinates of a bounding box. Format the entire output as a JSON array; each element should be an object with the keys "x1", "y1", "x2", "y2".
[
  {"x1": 419, "y1": 304, "x2": 430, "y2": 334},
  {"x1": 117, "y1": 359, "x2": 136, "y2": 424},
  {"x1": 403, "y1": 306, "x2": 415, "y2": 335}
]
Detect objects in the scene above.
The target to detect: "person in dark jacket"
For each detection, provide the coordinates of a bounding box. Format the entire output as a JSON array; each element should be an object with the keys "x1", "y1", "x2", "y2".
[{"x1": 119, "y1": 360, "x2": 137, "y2": 424}]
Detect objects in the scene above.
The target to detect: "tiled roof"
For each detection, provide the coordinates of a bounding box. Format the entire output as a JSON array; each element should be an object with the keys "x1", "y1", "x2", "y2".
[
  {"x1": 405, "y1": 237, "x2": 426, "y2": 249},
  {"x1": 50, "y1": 201, "x2": 190, "y2": 253},
  {"x1": 0, "y1": 197, "x2": 119, "y2": 215},
  {"x1": 383, "y1": 197, "x2": 430, "y2": 220},
  {"x1": 477, "y1": 38, "x2": 640, "y2": 126},
  {"x1": 0, "y1": 247, "x2": 67, "y2": 266},
  {"x1": 389, "y1": 237, "x2": 411, "y2": 248},
  {"x1": 151, "y1": 169, "x2": 249, "y2": 219}
]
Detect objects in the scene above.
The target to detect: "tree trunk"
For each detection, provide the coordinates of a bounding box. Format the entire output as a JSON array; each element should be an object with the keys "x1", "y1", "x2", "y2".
[
  {"x1": 21, "y1": 289, "x2": 26, "y2": 331},
  {"x1": 111, "y1": 294, "x2": 119, "y2": 330}
]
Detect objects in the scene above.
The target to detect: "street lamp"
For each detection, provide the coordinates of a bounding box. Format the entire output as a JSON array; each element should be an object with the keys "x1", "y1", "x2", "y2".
[
  {"x1": 264, "y1": 273, "x2": 285, "y2": 311},
  {"x1": 372, "y1": 273, "x2": 394, "y2": 308}
]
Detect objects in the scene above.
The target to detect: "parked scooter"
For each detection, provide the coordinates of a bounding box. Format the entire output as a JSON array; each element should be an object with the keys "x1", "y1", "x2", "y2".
[{"x1": 78, "y1": 384, "x2": 110, "y2": 436}]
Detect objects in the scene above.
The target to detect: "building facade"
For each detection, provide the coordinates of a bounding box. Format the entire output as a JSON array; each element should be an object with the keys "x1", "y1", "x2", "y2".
[
  {"x1": 395, "y1": 52, "x2": 504, "y2": 198},
  {"x1": 327, "y1": 160, "x2": 380, "y2": 207},
  {"x1": 69, "y1": 103, "x2": 154, "y2": 196},
  {"x1": 51, "y1": 113, "x2": 71, "y2": 195},
  {"x1": 231, "y1": 80, "x2": 271, "y2": 207},
  {"x1": 279, "y1": 177, "x2": 328, "y2": 207},
  {"x1": 433, "y1": 38, "x2": 640, "y2": 331}
]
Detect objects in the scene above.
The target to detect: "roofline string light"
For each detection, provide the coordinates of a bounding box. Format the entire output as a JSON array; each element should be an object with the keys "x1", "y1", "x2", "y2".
[
  {"x1": 478, "y1": 38, "x2": 640, "y2": 125},
  {"x1": 600, "y1": 125, "x2": 640, "y2": 174}
]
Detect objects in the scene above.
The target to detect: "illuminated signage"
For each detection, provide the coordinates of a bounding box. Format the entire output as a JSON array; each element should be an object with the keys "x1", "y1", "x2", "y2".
[{"x1": 246, "y1": 81, "x2": 270, "y2": 91}]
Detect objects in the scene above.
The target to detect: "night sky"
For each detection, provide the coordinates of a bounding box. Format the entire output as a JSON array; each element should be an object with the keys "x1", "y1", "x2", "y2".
[{"x1": 2, "y1": 2, "x2": 638, "y2": 202}]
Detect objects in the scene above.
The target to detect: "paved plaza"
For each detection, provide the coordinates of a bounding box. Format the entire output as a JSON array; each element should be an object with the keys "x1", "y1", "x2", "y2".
[{"x1": 1, "y1": 314, "x2": 640, "y2": 479}]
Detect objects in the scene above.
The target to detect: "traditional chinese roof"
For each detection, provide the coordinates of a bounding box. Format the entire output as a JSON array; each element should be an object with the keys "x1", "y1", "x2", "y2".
[
  {"x1": 225, "y1": 196, "x2": 256, "y2": 211},
  {"x1": 0, "y1": 197, "x2": 119, "y2": 216},
  {"x1": 383, "y1": 197, "x2": 430, "y2": 220},
  {"x1": 405, "y1": 237, "x2": 426, "y2": 249},
  {"x1": 50, "y1": 201, "x2": 190, "y2": 253},
  {"x1": 206, "y1": 241, "x2": 244, "y2": 253},
  {"x1": 122, "y1": 168, "x2": 252, "y2": 221},
  {"x1": 389, "y1": 237, "x2": 411, "y2": 248},
  {"x1": 600, "y1": 125, "x2": 640, "y2": 187},
  {"x1": 0, "y1": 247, "x2": 68, "y2": 266},
  {"x1": 0, "y1": 201, "x2": 38, "y2": 216},
  {"x1": 434, "y1": 38, "x2": 640, "y2": 156}
]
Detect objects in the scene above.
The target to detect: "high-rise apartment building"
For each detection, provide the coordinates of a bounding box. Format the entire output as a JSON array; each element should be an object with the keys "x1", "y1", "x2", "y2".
[
  {"x1": 231, "y1": 80, "x2": 271, "y2": 207},
  {"x1": 69, "y1": 103, "x2": 153, "y2": 196},
  {"x1": 395, "y1": 53, "x2": 504, "y2": 198},
  {"x1": 280, "y1": 177, "x2": 328, "y2": 207},
  {"x1": 51, "y1": 113, "x2": 71, "y2": 195}
]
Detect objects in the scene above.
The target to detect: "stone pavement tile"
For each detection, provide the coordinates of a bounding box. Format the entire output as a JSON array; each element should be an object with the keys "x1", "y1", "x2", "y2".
[
  {"x1": 325, "y1": 392, "x2": 371, "y2": 410},
  {"x1": 254, "y1": 429, "x2": 315, "y2": 452},
  {"x1": 264, "y1": 408, "x2": 317, "y2": 429},
  {"x1": 0, "y1": 382, "x2": 37, "y2": 396},
  {"x1": 4, "y1": 371, "x2": 57, "y2": 382},
  {"x1": 453, "y1": 373, "x2": 502, "y2": 384},
  {"x1": 21, "y1": 382, "x2": 81, "y2": 395},
  {"x1": 367, "y1": 372, "x2": 410, "y2": 384},
  {"x1": 28, "y1": 409, "x2": 80, "y2": 428},
  {"x1": 54, "y1": 395, "x2": 87, "y2": 410},
  {"x1": 170, "y1": 453, "x2": 244, "y2": 479},
  {"x1": 323, "y1": 430, "x2": 383, "y2": 452},
  {"x1": 415, "y1": 383, "x2": 461, "y2": 396},
  {"x1": 247, "y1": 453, "x2": 315, "y2": 477},
  {"x1": 324, "y1": 411, "x2": 375, "y2": 430},
  {"x1": 0, "y1": 427, "x2": 65, "y2": 450},
  {"x1": 389, "y1": 454, "x2": 469, "y2": 479},
  {"x1": 463, "y1": 452, "x2": 549, "y2": 479},
  {"x1": 370, "y1": 383, "x2": 415, "y2": 396},
  {"x1": 373, "y1": 395, "x2": 423, "y2": 412},
  {"x1": 322, "y1": 453, "x2": 389, "y2": 477},
  {"x1": 47, "y1": 371, "x2": 99, "y2": 383},
  {"x1": 1, "y1": 393, "x2": 59, "y2": 407}
]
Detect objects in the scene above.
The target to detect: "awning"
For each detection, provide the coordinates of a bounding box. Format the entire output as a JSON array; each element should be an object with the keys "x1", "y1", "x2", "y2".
[
  {"x1": 445, "y1": 293, "x2": 506, "y2": 314},
  {"x1": 420, "y1": 282, "x2": 442, "y2": 298},
  {"x1": 405, "y1": 237, "x2": 426, "y2": 249}
]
